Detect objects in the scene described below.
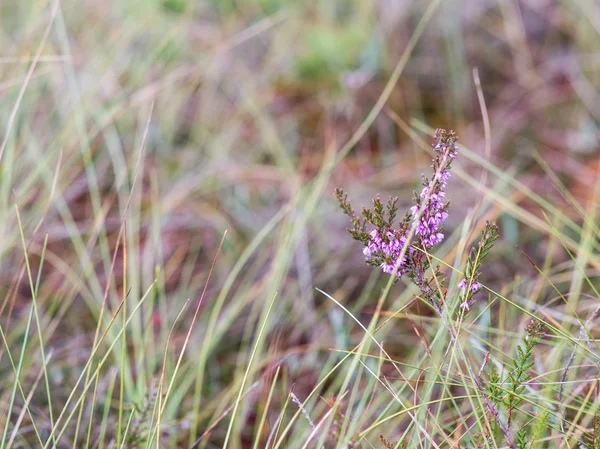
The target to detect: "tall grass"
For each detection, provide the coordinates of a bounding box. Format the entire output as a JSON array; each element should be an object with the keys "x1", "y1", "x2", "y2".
[{"x1": 1, "y1": 1, "x2": 600, "y2": 448}]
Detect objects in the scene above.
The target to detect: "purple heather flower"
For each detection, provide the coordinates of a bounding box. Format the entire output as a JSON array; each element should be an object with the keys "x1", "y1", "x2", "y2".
[
  {"x1": 370, "y1": 229, "x2": 381, "y2": 243},
  {"x1": 458, "y1": 278, "x2": 481, "y2": 292},
  {"x1": 459, "y1": 299, "x2": 475, "y2": 311},
  {"x1": 409, "y1": 130, "x2": 457, "y2": 250},
  {"x1": 424, "y1": 232, "x2": 444, "y2": 247},
  {"x1": 363, "y1": 229, "x2": 410, "y2": 277},
  {"x1": 416, "y1": 221, "x2": 431, "y2": 236},
  {"x1": 349, "y1": 128, "x2": 459, "y2": 279},
  {"x1": 382, "y1": 260, "x2": 406, "y2": 275}
]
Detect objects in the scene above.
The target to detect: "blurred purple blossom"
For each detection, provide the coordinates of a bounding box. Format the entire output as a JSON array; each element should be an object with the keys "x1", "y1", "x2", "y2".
[{"x1": 458, "y1": 278, "x2": 481, "y2": 292}]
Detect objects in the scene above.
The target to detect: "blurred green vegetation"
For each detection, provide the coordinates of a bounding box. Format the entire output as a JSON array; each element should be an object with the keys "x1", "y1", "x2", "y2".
[{"x1": 0, "y1": 0, "x2": 599, "y2": 448}]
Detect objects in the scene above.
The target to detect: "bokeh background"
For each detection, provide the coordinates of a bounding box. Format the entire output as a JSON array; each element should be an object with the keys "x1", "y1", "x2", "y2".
[{"x1": 1, "y1": 0, "x2": 599, "y2": 447}]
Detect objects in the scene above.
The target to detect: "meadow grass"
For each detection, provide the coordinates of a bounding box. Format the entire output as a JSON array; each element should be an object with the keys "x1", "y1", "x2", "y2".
[{"x1": 1, "y1": 1, "x2": 600, "y2": 448}]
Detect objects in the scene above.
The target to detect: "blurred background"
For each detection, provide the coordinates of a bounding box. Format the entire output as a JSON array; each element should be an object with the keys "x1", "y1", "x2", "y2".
[{"x1": 1, "y1": 0, "x2": 599, "y2": 447}]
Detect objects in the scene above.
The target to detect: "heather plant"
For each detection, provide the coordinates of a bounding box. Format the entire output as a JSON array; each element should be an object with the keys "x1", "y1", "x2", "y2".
[
  {"x1": 335, "y1": 130, "x2": 561, "y2": 449},
  {"x1": 481, "y1": 319, "x2": 546, "y2": 449},
  {"x1": 336, "y1": 129, "x2": 501, "y2": 317},
  {"x1": 335, "y1": 128, "x2": 458, "y2": 311}
]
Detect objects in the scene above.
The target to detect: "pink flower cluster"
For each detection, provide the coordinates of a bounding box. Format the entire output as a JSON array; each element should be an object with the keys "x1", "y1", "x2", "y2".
[
  {"x1": 360, "y1": 131, "x2": 458, "y2": 277},
  {"x1": 362, "y1": 229, "x2": 411, "y2": 275},
  {"x1": 410, "y1": 142, "x2": 456, "y2": 249},
  {"x1": 355, "y1": 129, "x2": 459, "y2": 279}
]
